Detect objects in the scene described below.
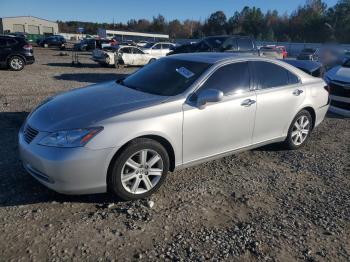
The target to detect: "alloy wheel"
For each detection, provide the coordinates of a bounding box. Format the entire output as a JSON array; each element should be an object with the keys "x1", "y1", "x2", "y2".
[
  {"x1": 291, "y1": 115, "x2": 310, "y2": 146},
  {"x1": 10, "y1": 58, "x2": 24, "y2": 70},
  {"x1": 121, "y1": 149, "x2": 163, "y2": 194}
]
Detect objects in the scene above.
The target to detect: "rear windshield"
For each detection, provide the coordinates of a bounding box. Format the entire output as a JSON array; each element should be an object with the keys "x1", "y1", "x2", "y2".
[
  {"x1": 204, "y1": 36, "x2": 229, "y2": 49},
  {"x1": 122, "y1": 58, "x2": 211, "y2": 96},
  {"x1": 343, "y1": 59, "x2": 350, "y2": 68}
]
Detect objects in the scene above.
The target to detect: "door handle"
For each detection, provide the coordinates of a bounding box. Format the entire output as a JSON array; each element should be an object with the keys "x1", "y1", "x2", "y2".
[
  {"x1": 293, "y1": 89, "x2": 304, "y2": 96},
  {"x1": 241, "y1": 99, "x2": 256, "y2": 107}
]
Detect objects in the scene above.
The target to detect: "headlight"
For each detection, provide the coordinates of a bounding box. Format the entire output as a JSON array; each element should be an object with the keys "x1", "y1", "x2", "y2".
[
  {"x1": 38, "y1": 127, "x2": 103, "y2": 148},
  {"x1": 324, "y1": 75, "x2": 332, "y2": 84}
]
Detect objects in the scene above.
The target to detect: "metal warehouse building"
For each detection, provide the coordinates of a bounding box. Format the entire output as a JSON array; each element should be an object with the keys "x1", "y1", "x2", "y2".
[{"x1": 0, "y1": 16, "x2": 58, "y2": 35}]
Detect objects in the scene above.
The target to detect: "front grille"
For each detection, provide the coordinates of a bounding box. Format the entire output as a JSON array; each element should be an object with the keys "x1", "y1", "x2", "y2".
[
  {"x1": 329, "y1": 81, "x2": 350, "y2": 98},
  {"x1": 331, "y1": 100, "x2": 350, "y2": 111},
  {"x1": 23, "y1": 125, "x2": 39, "y2": 144}
]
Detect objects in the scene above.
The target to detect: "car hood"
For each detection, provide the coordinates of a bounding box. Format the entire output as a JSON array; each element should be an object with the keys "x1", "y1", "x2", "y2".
[
  {"x1": 27, "y1": 81, "x2": 167, "y2": 132},
  {"x1": 326, "y1": 66, "x2": 350, "y2": 83}
]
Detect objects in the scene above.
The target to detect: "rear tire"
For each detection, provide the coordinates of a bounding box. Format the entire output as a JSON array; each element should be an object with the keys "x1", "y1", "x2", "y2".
[
  {"x1": 108, "y1": 138, "x2": 169, "y2": 200},
  {"x1": 8, "y1": 56, "x2": 25, "y2": 71},
  {"x1": 284, "y1": 110, "x2": 312, "y2": 150}
]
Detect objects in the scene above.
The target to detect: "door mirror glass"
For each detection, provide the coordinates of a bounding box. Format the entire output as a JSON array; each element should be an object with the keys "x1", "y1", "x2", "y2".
[{"x1": 196, "y1": 89, "x2": 224, "y2": 109}]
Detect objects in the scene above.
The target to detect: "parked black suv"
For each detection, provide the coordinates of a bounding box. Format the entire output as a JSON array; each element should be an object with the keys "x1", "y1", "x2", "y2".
[
  {"x1": 168, "y1": 35, "x2": 258, "y2": 56},
  {"x1": 38, "y1": 35, "x2": 66, "y2": 49},
  {"x1": 0, "y1": 35, "x2": 35, "y2": 70}
]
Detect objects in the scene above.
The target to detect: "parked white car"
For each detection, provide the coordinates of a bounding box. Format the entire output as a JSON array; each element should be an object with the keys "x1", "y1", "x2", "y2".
[
  {"x1": 92, "y1": 46, "x2": 157, "y2": 67},
  {"x1": 117, "y1": 46, "x2": 158, "y2": 66},
  {"x1": 91, "y1": 46, "x2": 119, "y2": 67},
  {"x1": 142, "y1": 42, "x2": 175, "y2": 58}
]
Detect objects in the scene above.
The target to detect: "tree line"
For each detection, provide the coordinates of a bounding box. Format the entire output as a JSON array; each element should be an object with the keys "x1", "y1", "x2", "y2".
[{"x1": 58, "y1": 0, "x2": 350, "y2": 43}]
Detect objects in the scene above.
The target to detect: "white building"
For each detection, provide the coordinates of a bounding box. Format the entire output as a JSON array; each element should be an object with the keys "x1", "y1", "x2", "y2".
[
  {"x1": 98, "y1": 29, "x2": 169, "y2": 42},
  {"x1": 0, "y1": 16, "x2": 59, "y2": 35}
]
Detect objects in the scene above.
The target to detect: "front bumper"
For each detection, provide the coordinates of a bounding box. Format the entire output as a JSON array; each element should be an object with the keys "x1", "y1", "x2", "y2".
[
  {"x1": 91, "y1": 57, "x2": 108, "y2": 64},
  {"x1": 329, "y1": 95, "x2": 350, "y2": 117},
  {"x1": 18, "y1": 126, "x2": 115, "y2": 195}
]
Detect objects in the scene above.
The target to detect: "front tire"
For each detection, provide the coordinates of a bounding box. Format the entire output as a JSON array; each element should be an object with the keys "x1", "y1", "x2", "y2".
[
  {"x1": 8, "y1": 56, "x2": 25, "y2": 71},
  {"x1": 284, "y1": 110, "x2": 312, "y2": 150},
  {"x1": 108, "y1": 138, "x2": 169, "y2": 200}
]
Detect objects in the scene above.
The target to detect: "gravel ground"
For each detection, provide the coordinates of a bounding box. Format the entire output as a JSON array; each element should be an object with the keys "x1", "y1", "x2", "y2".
[{"x1": 0, "y1": 48, "x2": 349, "y2": 261}]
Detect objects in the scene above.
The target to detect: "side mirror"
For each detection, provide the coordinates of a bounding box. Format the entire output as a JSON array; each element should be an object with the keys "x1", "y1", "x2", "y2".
[{"x1": 196, "y1": 89, "x2": 224, "y2": 109}]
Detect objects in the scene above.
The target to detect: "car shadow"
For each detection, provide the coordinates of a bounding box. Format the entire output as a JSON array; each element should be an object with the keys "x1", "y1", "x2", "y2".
[
  {"x1": 0, "y1": 112, "x2": 120, "y2": 207},
  {"x1": 54, "y1": 73, "x2": 128, "y2": 83},
  {"x1": 326, "y1": 112, "x2": 347, "y2": 119},
  {"x1": 45, "y1": 62, "x2": 102, "y2": 68}
]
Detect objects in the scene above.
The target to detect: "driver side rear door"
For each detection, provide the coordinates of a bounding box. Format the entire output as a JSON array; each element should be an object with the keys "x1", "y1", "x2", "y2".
[{"x1": 120, "y1": 47, "x2": 134, "y2": 65}]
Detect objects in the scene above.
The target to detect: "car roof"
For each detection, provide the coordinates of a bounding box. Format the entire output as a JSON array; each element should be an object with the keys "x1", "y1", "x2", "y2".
[
  {"x1": 167, "y1": 52, "x2": 266, "y2": 64},
  {"x1": 0, "y1": 34, "x2": 24, "y2": 40}
]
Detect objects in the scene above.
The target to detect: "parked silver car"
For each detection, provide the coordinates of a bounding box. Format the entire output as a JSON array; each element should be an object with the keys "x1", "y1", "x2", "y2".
[{"x1": 19, "y1": 53, "x2": 329, "y2": 200}]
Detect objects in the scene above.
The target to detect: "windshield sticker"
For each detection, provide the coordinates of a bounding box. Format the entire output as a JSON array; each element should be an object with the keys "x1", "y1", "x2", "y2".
[{"x1": 176, "y1": 67, "x2": 195, "y2": 79}]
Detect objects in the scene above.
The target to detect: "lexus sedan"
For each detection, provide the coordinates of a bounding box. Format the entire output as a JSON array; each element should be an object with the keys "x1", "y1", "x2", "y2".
[{"x1": 19, "y1": 53, "x2": 329, "y2": 200}]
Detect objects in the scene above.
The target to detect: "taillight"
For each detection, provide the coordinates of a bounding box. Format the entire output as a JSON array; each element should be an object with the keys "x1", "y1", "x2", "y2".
[
  {"x1": 324, "y1": 85, "x2": 330, "y2": 94},
  {"x1": 23, "y1": 44, "x2": 32, "y2": 50}
]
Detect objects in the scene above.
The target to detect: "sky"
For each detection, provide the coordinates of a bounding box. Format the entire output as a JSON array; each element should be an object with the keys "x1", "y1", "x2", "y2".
[{"x1": 0, "y1": 0, "x2": 339, "y2": 23}]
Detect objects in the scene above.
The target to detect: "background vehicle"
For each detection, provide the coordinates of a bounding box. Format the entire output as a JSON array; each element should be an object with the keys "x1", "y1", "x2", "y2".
[
  {"x1": 297, "y1": 48, "x2": 318, "y2": 61},
  {"x1": 168, "y1": 35, "x2": 258, "y2": 56},
  {"x1": 38, "y1": 35, "x2": 66, "y2": 49},
  {"x1": 259, "y1": 46, "x2": 283, "y2": 59},
  {"x1": 74, "y1": 38, "x2": 97, "y2": 51},
  {"x1": 92, "y1": 46, "x2": 156, "y2": 67},
  {"x1": 91, "y1": 46, "x2": 119, "y2": 67},
  {"x1": 137, "y1": 40, "x2": 150, "y2": 47},
  {"x1": 117, "y1": 46, "x2": 157, "y2": 66},
  {"x1": 0, "y1": 35, "x2": 35, "y2": 70},
  {"x1": 325, "y1": 58, "x2": 350, "y2": 117},
  {"x1": 142, "y1": 42, "x2": 175, "y2": 58},
  {"x1": 19, "y1": 54, "x2": 329, "y2": 200},
  {"x1": 276, "y1": 46, "x2": 288, "y2": 58},
  {"x1": 7, "y1": 32, "x2": 28, "y2": 40},
  {"x1": 283, "y1": 60, "x2": 325, "y2": 78}
]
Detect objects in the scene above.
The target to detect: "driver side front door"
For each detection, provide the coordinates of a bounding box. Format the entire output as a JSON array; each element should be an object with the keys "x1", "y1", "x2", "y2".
[{"x1": 182, "y1": 62, "x2": 256, "y2": 164}]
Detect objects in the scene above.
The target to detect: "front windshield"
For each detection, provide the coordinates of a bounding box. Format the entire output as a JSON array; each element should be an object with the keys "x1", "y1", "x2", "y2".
[
  {"x1": 143, "y1": 42, "x2": 155, "y2": 48},
  {"x1": 122, "y1": 58, "x2": 211, "y2": 96},
  {"x1": 204, "y1": 37, "x2": 229, "y2": 49}
]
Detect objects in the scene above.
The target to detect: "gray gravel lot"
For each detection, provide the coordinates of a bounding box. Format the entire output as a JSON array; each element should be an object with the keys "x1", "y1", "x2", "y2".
[{"x1": 0, "y1": 48, "x2": 349, "y2": 261}]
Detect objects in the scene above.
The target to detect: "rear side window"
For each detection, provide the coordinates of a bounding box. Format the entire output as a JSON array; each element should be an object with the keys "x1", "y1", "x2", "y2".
[
  {"x1": 252, "y1": 61, "x2": 294, "y2": 89},
  {"x1": 0, "y1": 38, "x2": 7, "y2": 47},
  {"x1": 237, "y1": 38, "x2": 254, "y2": 51},
  {"x1": 7, "y1": 39, "x2": 17, "y2": 46},
  {"x1": 153, "y1": 44, "x2": 162, "y2": 49},
  {"x1": 200, "y1": 62, "x2": 251, "y2": 95},
  {"x1": 121, "y1": 47, "x2": 132, "y2": 53},
  {"x1": 288, "y1": 72, "x2": 300, "y2": 85},
  {"x1": 132, "y1": 48, "x2": 143, "y2": 54}
]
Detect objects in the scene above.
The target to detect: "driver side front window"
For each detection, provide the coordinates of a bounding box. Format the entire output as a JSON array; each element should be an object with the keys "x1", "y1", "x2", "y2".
[{"x1": 199, "y1": 62, "x2": 251, "y2": 95}]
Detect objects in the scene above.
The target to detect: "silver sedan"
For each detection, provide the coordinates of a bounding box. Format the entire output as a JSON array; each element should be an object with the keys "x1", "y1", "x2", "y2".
[{"x1": 19, "y1": 53, "x2": 329, "y2": 200}]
